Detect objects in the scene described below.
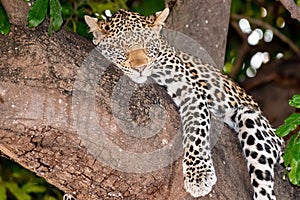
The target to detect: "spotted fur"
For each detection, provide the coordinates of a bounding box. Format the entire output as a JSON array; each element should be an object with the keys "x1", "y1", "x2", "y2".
[{"x1": 85, "y1": 8, "x2": 284, "y2": 199}]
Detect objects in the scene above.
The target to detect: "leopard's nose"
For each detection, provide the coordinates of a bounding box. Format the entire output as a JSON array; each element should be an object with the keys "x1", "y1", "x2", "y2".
[{"x1": 125, "y1": 48, "x2": 150, "y2": 70}]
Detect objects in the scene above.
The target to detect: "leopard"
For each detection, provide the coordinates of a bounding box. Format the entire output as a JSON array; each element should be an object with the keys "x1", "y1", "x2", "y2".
[{"x1": 84, "y1": 8, "x2": 284, "y2": 200}]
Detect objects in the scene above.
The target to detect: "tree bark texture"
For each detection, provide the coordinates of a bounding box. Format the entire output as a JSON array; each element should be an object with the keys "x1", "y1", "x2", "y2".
[{"x1": 0, "y1": 0, "x2": 299, "y2": 199}]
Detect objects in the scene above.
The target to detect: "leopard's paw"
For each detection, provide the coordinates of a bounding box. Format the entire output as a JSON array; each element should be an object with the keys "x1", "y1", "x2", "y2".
[{"x1": 183, "y1": 159, "x2": 217, "y2": 197}]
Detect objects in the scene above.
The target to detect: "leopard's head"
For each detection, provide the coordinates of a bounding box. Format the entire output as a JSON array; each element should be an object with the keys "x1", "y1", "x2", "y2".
[{"x1": 84, "y1": 8, "x2": 169, "y2": 83}]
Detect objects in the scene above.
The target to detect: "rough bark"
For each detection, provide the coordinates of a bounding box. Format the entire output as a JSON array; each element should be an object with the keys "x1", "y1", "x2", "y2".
[{"x1": 0, "y1": 0, "x2": 299, "y2": 200}]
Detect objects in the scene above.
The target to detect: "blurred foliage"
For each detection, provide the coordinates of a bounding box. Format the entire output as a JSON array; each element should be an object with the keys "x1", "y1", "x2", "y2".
[
  {"x1": 59, "y1": 0, "x2": 164, "y2": 37},
  {"x1": 128, "y1": 0, "x2": 165, "y2": 15},
  {"x1": 226, "y1": 0, "x2": 300, "y2": 81},
  {"x1": 0, "y1": 157, "x2": 63, "y2": 200},
  {"x1": 0, "y1": 3, "x2": 10, "y2": 35},
  {"x1": 60, "y1": 0, "x2": 128, "y2": 38},
  {"x1": 276, "y1": 94, "x2": 300, "y2": 186}
]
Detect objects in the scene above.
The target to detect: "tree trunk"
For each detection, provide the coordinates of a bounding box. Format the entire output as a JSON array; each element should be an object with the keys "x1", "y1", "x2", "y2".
[{"x1": 0, "y1": 0, "x2": 299, "y2": 199}]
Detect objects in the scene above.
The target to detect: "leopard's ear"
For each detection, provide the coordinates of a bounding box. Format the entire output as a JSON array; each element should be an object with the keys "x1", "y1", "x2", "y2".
[
  {"x1": 149, "y1": 8, "x2": 169, "y2": 33},
  {"x1": 154, "y1": 8, "x2": 169, "y2": 26},
  {"x1": 84, "y1": 15, "x2": 105, "y2": 45}
]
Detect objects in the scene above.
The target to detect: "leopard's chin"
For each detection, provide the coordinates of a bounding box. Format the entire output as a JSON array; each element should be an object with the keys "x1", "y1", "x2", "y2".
[{"x1": 129, "y1": 75, "x2": 148, "y2": 84}]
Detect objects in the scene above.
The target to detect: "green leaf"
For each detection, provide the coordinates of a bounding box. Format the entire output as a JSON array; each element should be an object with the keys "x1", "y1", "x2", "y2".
[
  {"x1": 284, "y1": 113, "x2": 300, "y2": 127},
  {"x1": 48, "y1": 17, "x2": 53, "y2": 35},
  {"x1": 285, "y1": 113, "x2": 300, "y2": 125},
  {"x1": 283, "y1": 135, "x2": 295, "y2": 167},
  {"x1": 28, "y1": 0, "x2": 49, "y2": 27},
  {"x1": 61, "y1": 1, "x2": 74, "y2": 18},
  {"x1": 283, "y1": 133, "x2": 300, "y2": 185},
  {"x1": 131, "y1": 0, "x2": 164, "y2": 15},
  {"x1": 0, "y1": 178, "x2": 7, "y2": 200},
  {"x1": 288, "y1": 158, "x2": 300, "y2": 186},
  {"x1": 289, "y1": 94, "x2": 300, "y2": 108},
  {"x1": 276, "y1": 113, "x2": 300, "y2": 137},
  {"x1": 0, "y1": 3, "x2": 10, "y2": 35},
  {"x1": 5, "y1": 182, "x2": 31, "y2": 200},
  {"x1": 43, "y1": 195, "x2": 57, "y2": 200},
  {"x1": 21, "y1": 182, "x2": 46, "y2": 193},
  {"x1": 276, "y1": 124, "x2": 294, "y2": 137},
  {"x1": 87, "y1": 2, "x2": 120, "y2": 16},
  {"x1": 49, "y1": 0, "x2": 63, "y2": 31},
  {"x1": 76, "y1": 21, "x2": 89, "y2": 37},
  {"x1": 283, "y1": 134, "x2": 298, "y2": 166}
]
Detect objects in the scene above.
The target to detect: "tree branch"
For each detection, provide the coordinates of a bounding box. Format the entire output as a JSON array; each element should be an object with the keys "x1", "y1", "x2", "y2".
[
  {"x1": 2, "y1": 0, "x2": 29, "y2": 26},
  {"x1": 229, "y1": 20, "x2": 250, "y2": 78},
  {"x1": 279, "y1": 0, "x2": 300, "y2": 22}
]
